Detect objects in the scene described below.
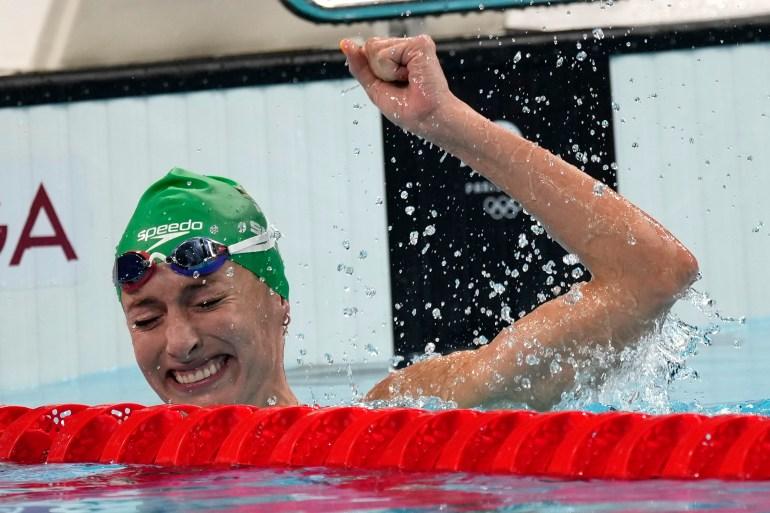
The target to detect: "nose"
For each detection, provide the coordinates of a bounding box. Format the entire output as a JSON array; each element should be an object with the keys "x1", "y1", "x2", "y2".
[{"x1": 164, "y1": 307, "x2": 202, "y2": 362}]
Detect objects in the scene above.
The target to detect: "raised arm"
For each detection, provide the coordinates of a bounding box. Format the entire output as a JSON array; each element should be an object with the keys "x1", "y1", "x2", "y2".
[{"x1": 341, "y1": 36, "x2": 699, "y2": 409}]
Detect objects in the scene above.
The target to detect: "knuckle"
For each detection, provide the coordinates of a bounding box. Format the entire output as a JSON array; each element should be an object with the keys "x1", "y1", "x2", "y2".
[{"x1": 416, "y1": 34, "x2": 436, "y2": 49}]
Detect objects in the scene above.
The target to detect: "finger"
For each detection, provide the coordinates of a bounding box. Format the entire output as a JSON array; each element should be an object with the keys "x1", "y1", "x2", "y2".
[
  {"x1": 363, "y1": 37, "x2": 410, "y2": 82},
  {"x1": 340, "y1": 39, "x2": 381, "y2": 91}
]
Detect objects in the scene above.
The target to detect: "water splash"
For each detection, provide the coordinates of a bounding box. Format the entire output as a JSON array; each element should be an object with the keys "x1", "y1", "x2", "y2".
[{"x1": 555, "y1": 288, "x2": 744, "y2": 413}]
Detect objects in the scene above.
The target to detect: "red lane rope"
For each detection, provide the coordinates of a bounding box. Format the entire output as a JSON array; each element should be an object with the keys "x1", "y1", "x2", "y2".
[{"x1": 1, "y1": 404, "x2": 769, "y2": 480}]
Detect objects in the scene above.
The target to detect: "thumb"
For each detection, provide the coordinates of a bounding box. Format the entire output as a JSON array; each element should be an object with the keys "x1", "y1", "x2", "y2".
[{"x1": 340, "y1": 39, "x2": 380, "y2": 92}]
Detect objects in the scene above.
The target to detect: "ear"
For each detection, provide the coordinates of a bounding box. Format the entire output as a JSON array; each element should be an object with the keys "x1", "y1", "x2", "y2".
[{"x1": 280, "y1": 297, "x2": 291, "y2": 318}]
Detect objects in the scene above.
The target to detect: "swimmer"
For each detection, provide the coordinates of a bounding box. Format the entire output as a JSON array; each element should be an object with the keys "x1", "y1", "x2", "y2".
[{"x1": 114, "y1": 35, "x2": 698, "y2": 410}]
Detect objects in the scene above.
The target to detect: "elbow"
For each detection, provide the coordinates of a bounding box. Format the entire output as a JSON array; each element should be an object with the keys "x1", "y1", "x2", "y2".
[
  {"x1": 668, "y1": 246, "x2": 700, "y2": 296},
  {"x1": 679, "y1": 249, "x2": 700, "y2": 290},
  {"x1": 647, "y1": 246, "x2": 700, "y2": 308}
]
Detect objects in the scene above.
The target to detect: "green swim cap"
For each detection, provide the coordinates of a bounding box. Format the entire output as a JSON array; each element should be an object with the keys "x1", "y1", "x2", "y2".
[{"x1": 115, "y1": 167, "x2": 289, "y2": 299}]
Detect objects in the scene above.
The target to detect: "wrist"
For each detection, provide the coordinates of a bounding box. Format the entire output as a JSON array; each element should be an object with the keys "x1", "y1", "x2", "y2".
[{"x1": 415, "y1": 95, "x2": 472, "y2": 147}]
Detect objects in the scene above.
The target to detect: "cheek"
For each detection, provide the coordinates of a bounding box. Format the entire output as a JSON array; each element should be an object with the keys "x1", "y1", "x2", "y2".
[{"x1": 130, "y1": 334, "x2": 160, "y2": 372}]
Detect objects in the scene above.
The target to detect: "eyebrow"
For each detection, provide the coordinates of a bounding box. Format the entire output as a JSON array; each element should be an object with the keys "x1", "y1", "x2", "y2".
[
  {"x1": 126, "y1": 280, "x2": 221, "y2": 311},
  {"x1": 126, "y1": 296, "x2": 163, "y2": 312}
]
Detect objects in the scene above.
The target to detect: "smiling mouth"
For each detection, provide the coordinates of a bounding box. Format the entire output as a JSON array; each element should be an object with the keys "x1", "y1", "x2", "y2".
[{"x1": 171, "y1": 355, "x2": 229, "y2": 385}]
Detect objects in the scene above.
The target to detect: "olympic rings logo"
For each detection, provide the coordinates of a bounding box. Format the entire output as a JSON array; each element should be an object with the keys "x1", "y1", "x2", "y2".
[{"x1": 483, "y1": 195, "x2": 522, "y2": 220}]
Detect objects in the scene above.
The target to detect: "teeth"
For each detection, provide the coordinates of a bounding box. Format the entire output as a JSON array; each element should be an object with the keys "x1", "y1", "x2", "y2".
[{"x1": 173, "y1": 356, "x2": 225, "y2": 385}]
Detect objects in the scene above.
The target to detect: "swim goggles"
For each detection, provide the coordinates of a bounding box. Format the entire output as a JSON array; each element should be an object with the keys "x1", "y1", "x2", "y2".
[{"x1": 113, "y1": 228, "x2": 277, "y2": 292}]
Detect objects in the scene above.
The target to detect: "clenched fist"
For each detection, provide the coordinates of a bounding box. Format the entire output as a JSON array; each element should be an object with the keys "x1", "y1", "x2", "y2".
[{"x1": 340, "y1": 35, "x2": 458, "y2": 139}]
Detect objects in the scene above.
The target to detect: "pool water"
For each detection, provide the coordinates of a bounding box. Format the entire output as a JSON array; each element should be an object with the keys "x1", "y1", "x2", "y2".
[{"x1": 2, "y1": 462, "x2": 770, "y2": 513}]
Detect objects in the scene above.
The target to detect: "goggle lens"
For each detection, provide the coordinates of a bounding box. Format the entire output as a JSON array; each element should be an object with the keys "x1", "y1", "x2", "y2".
[
  {"x1": 114, "y1": 252, "x2": 151, "y2": 284},
  {"x1": 167, "y1": 238, "x2": 228, "y2": 277}
]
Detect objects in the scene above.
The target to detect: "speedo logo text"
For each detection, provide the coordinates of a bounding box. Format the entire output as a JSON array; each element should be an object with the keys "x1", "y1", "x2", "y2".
[{"x1": 137, "y1": 220, "x2": 203, "y2": 242}]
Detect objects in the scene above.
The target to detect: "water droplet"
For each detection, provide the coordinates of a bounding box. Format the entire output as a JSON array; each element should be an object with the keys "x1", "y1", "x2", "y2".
[
  {"x1": 521, "y1": 377, "x2": 531, "y2": 389},
  {"x1": 432, "y1": 308, "x2": 442, "y2": 319},
  {"x1": 405, "y1": 206, "x2": 415, "y2": 215},
  {"x1": 526, "y1": 354, "x2": 540, "y2": 365},
  {"x1": 424, "y1": 342, "x2": 436, "y2": 354},
  {"x1": 343, "y1": 306, "x2": 358, "y2": 317},
  {"x1": 365, "y1": 286, "x2": 376, "y2": 297},
  {"x1": 733, "y1": 338, "x2": 743, "y2": 349},
  {"x1": 592, "y1": 182, "x2": 607, "y2": 196},
  {"x1": 365, "y1": 344, "x2": 379, "y2": 356},
  {"x1": 518, "y1": 233, "x2": 528, "y2": 248},
  {"x1": 752, "y1": 221, "x2": 763, "y2": 233},
  {"x1": 601, "y1": 120, "x2": 609, "y2": 128},
  {"x1": 375, "y1": 197, "x2": 384, "y2": 206},
  {"x1": 342, "y1": 240, "x2": 351, "y2": 250},
  {"x1": 192, "y1": 271, "x2": 200, "y2": 279},
  {"x1": 531, "y1": 223, "x2": 545, "y2": 235},
  {"x1": 353, "y1": 147, "x2": 361, "y2": 156},
  {"x1": 562, "y1": 253, "x2": 580, "y2": 265},
  {"x1": 592, "y1": 28, "x2": 605, "y2": 40},
  {"x1": 267, "y1": 396, "x2": 277, "y2": 406},
  {"x1": 409, "y1": 231, "x2": 419, "y2": 245},
  {"x1": 627, "y1": 233, "x2": 637, "y2": 245},
  {"x1": 576, "y1": 50, "x2": 587, "y2": 61},
  {"x1": 556, "y1": 56, "x2": 564, "y2": 67},
  {"x1": 400, "y1": 190, "x2": 409, "y2": 199},
  {"x1": 324, "y1": 353, "x2": 334, "y2": 365},
  {"x1": 225, "y1": 266, "x2": 235, "y2": 278},
  {"x1": 423, "y1": 224, "x2": 436, "y2": 236},
  {"x1": 550, "y1": 359, "x2": 562, "y2": 375},
  {"x1": 186, "y1": 180, "x2": 192, "y2": 186},
  {"x1": 209, "y1": 225, "x2": 219, "y2": 235},
  {"x1": 358, "y1": 249, "x2": 368, "y2": 259},
  {"x1": 542, "y1": 260, "x2": 556, "y2": 274},
  {"x1": 237, "y1": 221, "x2": 247, "y2": 233},
  {"x1": 513, "y1": 51, "x2": 522, "y2": 63},
  {"x1": 571, "y1": 267, "x2": 585, "y2": 280}
]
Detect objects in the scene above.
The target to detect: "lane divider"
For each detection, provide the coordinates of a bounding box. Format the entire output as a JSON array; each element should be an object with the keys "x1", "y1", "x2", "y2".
[{"x1": 1, "y1": 404, "x2": 769, "y2": 479}]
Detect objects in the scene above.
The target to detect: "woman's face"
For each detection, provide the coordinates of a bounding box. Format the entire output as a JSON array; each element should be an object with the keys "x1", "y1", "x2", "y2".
[{"x1": 120, "y1": 262, "x2": 289, "y2": 406}]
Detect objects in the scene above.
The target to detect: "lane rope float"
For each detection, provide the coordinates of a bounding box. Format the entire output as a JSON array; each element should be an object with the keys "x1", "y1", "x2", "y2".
[{"x1": 1, "y1": 404, "x2": 769, "y2": 480}]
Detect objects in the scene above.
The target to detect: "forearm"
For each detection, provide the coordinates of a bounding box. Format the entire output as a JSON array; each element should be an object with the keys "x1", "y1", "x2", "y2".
[{"x1": 418, "y1": 98, "x2": 698, "y2": 298}]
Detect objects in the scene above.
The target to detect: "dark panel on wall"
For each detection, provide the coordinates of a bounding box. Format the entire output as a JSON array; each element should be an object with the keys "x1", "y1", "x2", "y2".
[{"x1": 384, "y1": 39, "x2": 616, "y2": 363}]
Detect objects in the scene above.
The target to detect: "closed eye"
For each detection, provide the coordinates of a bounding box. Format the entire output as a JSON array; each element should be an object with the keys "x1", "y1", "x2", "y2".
[
  {"x1": 197, "y1": 296, "x2": 224, "y2": 309},
  {"x1": 132, "y1": 316, "x2": 160, "y2": 330}
]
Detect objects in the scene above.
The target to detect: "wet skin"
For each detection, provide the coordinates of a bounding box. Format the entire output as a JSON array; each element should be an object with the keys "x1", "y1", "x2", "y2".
[{"x1": 120, "y1": 263, "x2": 297, "y2": 406}]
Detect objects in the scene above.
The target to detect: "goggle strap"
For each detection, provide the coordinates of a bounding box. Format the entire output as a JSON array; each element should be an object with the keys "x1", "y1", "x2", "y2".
[{"x1": 228, "y1": 228, "x2": 276, "y2": 255}]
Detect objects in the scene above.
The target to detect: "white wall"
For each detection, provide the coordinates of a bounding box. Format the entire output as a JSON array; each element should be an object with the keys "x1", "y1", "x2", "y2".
[
  {"x1": 611, "y1": 42, "x2": 770, "y2": 321},
  {"x1": 0, "y1": 78, "x2": 393, "y2": 392},
  {"x1": 611, "y1": 42, "x2": 770, "y2": 403}
]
